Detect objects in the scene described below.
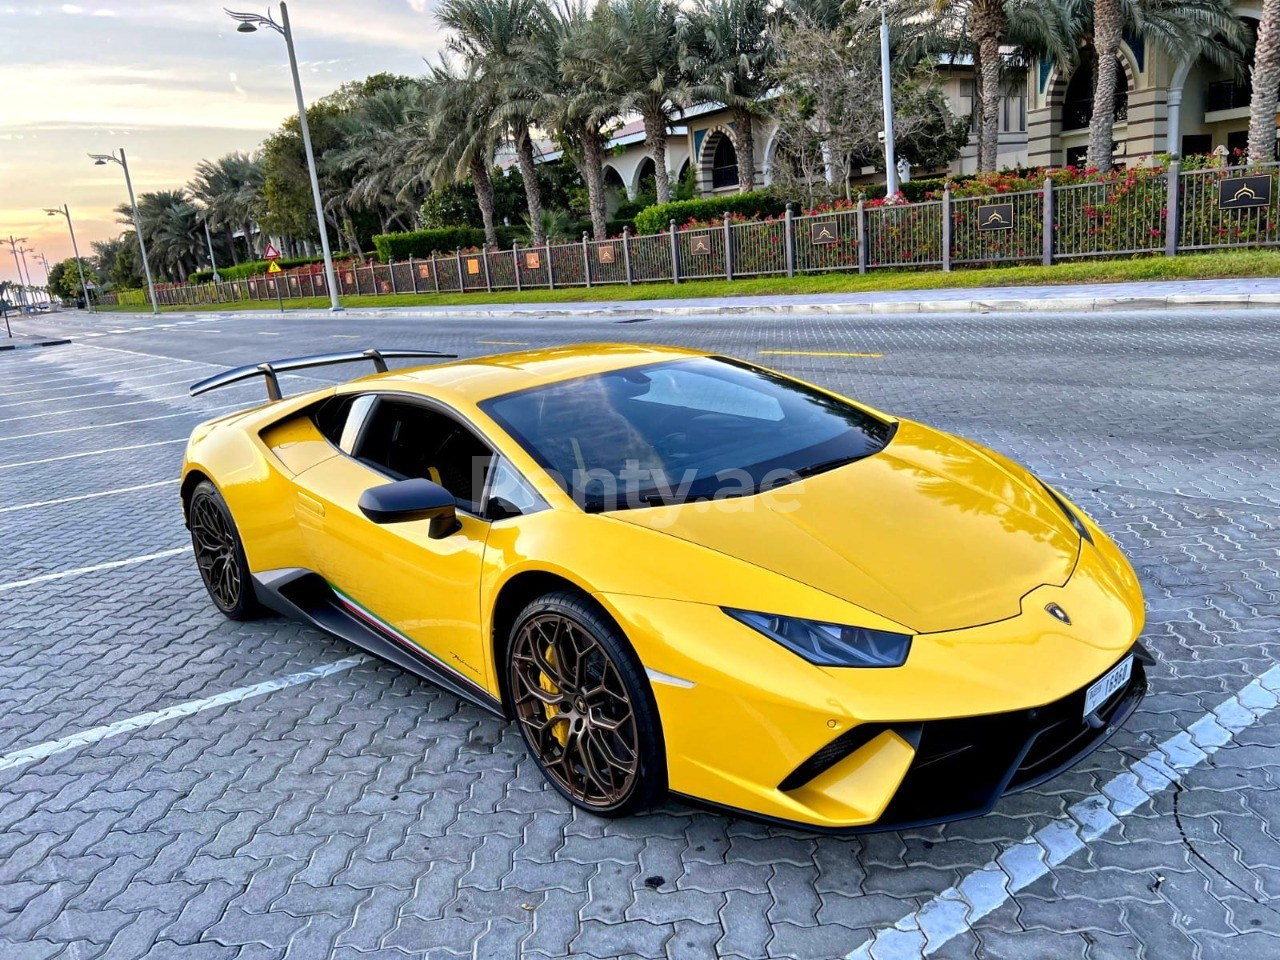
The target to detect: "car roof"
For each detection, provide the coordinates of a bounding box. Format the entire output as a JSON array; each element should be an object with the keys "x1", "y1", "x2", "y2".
[{"x1": 344, "y1": 342, "x2": 708, "y2": 404}]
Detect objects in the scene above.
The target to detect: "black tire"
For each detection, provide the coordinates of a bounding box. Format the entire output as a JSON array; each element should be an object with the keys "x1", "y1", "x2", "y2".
[
  {"x1": 507, "y1": 590, "x2": 666, "y2": 817},
  {"x1": 187, "y1": 480, "x2": 261, "y2": 621}
]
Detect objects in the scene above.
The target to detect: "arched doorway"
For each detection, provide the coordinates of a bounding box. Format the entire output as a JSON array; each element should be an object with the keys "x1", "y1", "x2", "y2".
[
  {"x1": 699, "y1": 129, "x2": 740, "y2": 192},
  {"x1": 633, "y1": 157, "x2": 657, "y2": 204},
  {"x1": 602, "y1": 165, "x2": 626, "y2": 217}
]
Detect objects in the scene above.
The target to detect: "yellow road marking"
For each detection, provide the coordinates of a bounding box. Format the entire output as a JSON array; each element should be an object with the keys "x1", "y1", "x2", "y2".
[
  {"x1": 478, "y1": 340, "x2": 530, "y2": 346},
  {"x1": 758, "y1": 350, "x2": 884, "y2": 358}
]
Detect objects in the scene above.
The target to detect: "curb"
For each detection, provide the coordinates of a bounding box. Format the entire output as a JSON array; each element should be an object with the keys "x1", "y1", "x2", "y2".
[
  {"x1": 0, "y1": 338, "x2": 72, "y2": 352},
  {"x1": 150, "y1": 292, "x2": 1280, "y2": 322}
]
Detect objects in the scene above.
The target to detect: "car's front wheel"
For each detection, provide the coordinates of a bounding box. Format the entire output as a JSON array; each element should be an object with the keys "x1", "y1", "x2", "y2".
[
  {"x1": 187, "y1": 480, "x2": 260, "y2": 621},
  {"x1": 508, "y1": 591, "x2": 665, "y2": 816}
]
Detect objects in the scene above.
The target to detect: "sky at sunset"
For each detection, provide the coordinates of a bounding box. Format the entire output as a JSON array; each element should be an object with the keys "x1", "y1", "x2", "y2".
[{"x1": 0, "y1": 1, "x2": 446, "y2": 286}]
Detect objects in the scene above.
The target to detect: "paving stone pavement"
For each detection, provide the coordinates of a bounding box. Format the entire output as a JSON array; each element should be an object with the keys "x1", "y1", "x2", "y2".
[{"x1": 1, "y1": 307, "x2": 1277, "y2": 959}]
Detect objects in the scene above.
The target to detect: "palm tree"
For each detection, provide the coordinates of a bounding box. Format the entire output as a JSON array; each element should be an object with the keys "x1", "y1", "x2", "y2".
[
  {"x1": 408, "y1": 62, "x2": 505, "y2": 246},
  {"x1": 881, "y1": 0, "x2": 1073, "y2": 173},
  {"x1": 1079, "y1": 0, "x2": 1245, "y2": 169},
  {"x1": 534, "y1": 0, "x2": 621, "y2": 238},
  {"x1": 190, "y1": 152, "x2": 264, "y2": 262},
  {"x1": 567, "y1": 0, "x2": 685, "y2": 204},
  {"x1": 684, "y1": 0, "x2": 778, "y2": 192},
  {"x1": 438, "y1": 0, "x2": 554, "y2": 244},
  {"x1": 116, "y1": 190, "x2": 206, "y2": 281},
  {"x1": 1249, "y1": 0, "x2": 1280, "y2": 162},
  {"x1": 330, "y1": 82, "x2": 425, "y2": 235}
]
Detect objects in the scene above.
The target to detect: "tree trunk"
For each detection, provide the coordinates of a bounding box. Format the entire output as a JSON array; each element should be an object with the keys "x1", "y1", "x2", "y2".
[
  {"x1": 582, "y1": 130, "x2": 609, "y2": 241},
  {"x1": 243, "y1": 221, "x2": 258, "y2": 259},
  {"x1": 645, "y1": 109, "x2": 672, "y2": 204},
  {"x1": 734, "y1": 107, "x2": 757, "y2": 192},
  {"x1": 513, "y1": 123, "x2": 546, "y2": 245},
  {"x1": 1088, "y1": 0, "x2": 1123, "y2": 171},
  {"x1": 1249, "y1": 0, "x2": 1280, "y2": 162},
  {"x1": 471, "y1": 157, "x2": 499, "y2": 247},
  {"x1": 972, "y1": 2, "x2": 1005, "y2": 172},
  {"x1": 226, "y1": 227, "x2": 240, "y2": 265}
]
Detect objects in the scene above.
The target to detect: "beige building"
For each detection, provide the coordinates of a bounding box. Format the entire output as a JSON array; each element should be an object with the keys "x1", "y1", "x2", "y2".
[{"x1": 1025, "y1": 6, "x2": 1268, "y2": 167}]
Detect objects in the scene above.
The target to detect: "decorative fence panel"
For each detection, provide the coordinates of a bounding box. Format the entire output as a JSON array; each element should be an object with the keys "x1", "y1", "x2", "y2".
[
  {"x1": 1179, "y1": 162, "x2": 1280, "y2": 251},
  {"x1": 1053, "y1": 177, "x2": 1165, "y2": 259},
  {"x1": 951, "y1": 189, "x2": 1043, "y2": 265},
  {"x1": 105, "y1": 164, "x2": 1280, "y2": 309},
  {"x1": 732, "y1": 219, "x2": 787, "y2": 277}
]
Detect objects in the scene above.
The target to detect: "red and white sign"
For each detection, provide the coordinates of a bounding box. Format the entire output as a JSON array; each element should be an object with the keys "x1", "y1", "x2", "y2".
[{"x1": 262, "y1": 243, "x2": 281, "y2": 261}]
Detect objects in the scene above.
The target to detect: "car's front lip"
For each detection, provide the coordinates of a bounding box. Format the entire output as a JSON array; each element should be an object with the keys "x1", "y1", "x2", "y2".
[{"x1": 674, "y1": 645, "x2": 1149, "y2": 834}]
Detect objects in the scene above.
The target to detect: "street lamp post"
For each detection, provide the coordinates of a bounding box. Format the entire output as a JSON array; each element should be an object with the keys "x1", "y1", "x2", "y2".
[
  {"x1": 45, "y1": 205, "x2": 95, "y2": 313},
  {"x1": 4, "y1": 237, "x2": 30, "y2": 310},
  {"x1": 17, "y1": 246, "x2": 37, "y2": 303},
  {"x1": 880, "y1": 4, "x2": 899, "y2": 198},
  {"x1": 201, "y1": 213, "x2": 222, "y2": 282},
  {"x1": 90, "y1": 148, "x2": 159, "y2": 315},
  {"x1": 225, "y1": 3, "x2": 343, "y2": 311}
]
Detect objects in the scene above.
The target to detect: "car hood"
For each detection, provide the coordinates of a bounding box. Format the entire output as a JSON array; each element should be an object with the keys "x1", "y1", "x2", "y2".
[{"x1": 610, "y1": 422, "x2": 1080, "y2": 633}]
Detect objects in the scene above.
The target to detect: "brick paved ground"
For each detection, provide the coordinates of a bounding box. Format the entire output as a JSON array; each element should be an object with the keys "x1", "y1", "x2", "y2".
[{"x1": 1, "y1": 306, "x2": 1277, "y2": 959}]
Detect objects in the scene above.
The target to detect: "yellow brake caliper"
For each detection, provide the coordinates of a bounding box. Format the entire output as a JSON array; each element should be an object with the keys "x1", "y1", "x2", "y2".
[{"x1": 540, "y1": 645, "x2": 569, "y2": 747}]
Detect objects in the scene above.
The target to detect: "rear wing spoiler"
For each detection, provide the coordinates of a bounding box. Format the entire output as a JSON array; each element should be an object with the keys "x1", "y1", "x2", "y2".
[{"x1": 189, "y1": 348, "x2": 458, "y2": 402}]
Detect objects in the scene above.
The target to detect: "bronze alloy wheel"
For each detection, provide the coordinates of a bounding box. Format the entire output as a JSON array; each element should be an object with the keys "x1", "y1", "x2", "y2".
[
  {"x1": 510, "y1": 611, "x2": 642, "y2": 809},
  {"x1": 190, "y1": 492, "x2": 242, "y2": 611}
]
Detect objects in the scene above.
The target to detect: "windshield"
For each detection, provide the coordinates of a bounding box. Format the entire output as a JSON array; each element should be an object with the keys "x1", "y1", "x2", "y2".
[{"x1": 480, "y1": 357, "x2": 894, "y2": 512}]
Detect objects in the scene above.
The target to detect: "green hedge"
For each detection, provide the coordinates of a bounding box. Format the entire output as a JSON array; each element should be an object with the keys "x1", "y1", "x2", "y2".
[
  {"x1": 633, "y1": 191, "x2": 790, "y2": 234},
  {"x1": 190, "y1": 254, "x2": 336, "y2": 284},
  {"x1": 373, "y1": 226, "x2": 521, "y2": 262}
]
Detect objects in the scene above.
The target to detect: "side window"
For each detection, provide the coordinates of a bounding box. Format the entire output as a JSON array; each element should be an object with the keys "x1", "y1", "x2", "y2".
[
  {"x1": 313, "y1": 394, "x2": 377, "y2": 455},
  {"x1": 355, "y1": 398, "x2": 493, "y2": 513},
  {"x1": 486, "y1": 458, "x2": 547, "y2": 519}
]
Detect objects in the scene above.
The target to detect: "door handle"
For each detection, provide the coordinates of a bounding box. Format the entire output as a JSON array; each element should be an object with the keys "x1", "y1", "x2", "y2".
[{"x1": 298, "y1": 493, "x2": 325, "y2": 517}]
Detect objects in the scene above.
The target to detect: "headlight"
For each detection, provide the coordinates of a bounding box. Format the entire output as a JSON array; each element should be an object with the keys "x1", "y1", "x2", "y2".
[
  {"x1": 1037, "y1": 479, "x2": 1094, "y2": 545},
  {"x1": 723, "y1": 609, "x2": 912, "y2": 667}
]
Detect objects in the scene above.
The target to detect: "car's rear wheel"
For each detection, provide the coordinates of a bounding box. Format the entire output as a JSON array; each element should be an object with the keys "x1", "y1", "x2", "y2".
[
  {"x1": 188, "y1": 480, "x2": 260, "y2": 621},
  {"x1": 507, "y1": 591, "x2": 665, "y2": 816}
]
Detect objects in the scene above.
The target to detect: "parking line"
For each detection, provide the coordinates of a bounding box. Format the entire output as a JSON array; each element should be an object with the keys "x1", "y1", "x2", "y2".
[
  {"x1": 0, "y1": 479, "x2": 179, "y2": 513},
  {"x1": 478, "y1": 340, "x2": 530, "y2": 346},
  {"x1": 758, "y1": 350, "x2": 885, "y2": 358},
  {"x1": 848, "y1": 664, "x2": 1280, "y2": 960},
  {"x1": 0, "y1": 438, "x2": 187, "y2": 470},
  {"x1": 0, "y1": 379, "x2": 196, "y2": 408},
  {"x1": 0, "y1": 404, "x2": 241, "y2": 442},
  {"x1": 0, "y1": 547, "x2": 190, "y2": 591},
  {"x1": 0, "y1": 655, "x2": 368, "y2": 774},
  {"x1": 0, "y1": 394, "x2": 196, "y2": 424}
]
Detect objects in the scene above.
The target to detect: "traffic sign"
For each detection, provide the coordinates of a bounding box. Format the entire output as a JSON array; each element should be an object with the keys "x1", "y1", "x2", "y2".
[
  {"x1": 267, "y1": 260, "x2": 282, "y2": 274},
  {"x1": 263, "y1": 243, "x2": 281, "y2": 261}
]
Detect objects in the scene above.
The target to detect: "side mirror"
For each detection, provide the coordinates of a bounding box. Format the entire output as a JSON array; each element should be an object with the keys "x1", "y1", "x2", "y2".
[{"x1": 358, "y1": 478, "x2": 459, "y2": 538}]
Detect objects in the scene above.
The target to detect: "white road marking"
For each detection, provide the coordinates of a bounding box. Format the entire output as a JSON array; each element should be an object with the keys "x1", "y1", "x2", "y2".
[
  {"x1": 0, "y1": 403, "x2": 242, "y2": 442},
  {"x1": 0, "y1": 379, "x2": 196, "y2": 407},
  {"x1": 0, "y1": 394, "x2": 196, "y2": 424},
  {"x1": 0, "y1": 479, "x2": 178, "y2": 513},
  {"x1": 848, "y1": 664, "x2": 1280, "y2": 960},
  {"x1": 0, "y1": 655, "x2": 369, "y2": 774},
  {"x1": 0, "y1": 547, "x2": 190, "y2": 591},
  {"x1": 0, "y1": 438, "x2": 187, "y2": 470}
]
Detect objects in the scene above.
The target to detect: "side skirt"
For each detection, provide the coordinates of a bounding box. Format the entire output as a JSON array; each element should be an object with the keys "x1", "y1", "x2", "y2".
[{"x1": 252, "y1": 568, "x2": 504, "y2": 717}]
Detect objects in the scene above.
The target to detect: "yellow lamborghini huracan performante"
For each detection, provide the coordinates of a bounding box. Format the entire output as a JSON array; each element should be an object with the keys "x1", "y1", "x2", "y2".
[{"x1": 182, "y1": 344, "x2": 1147, "y2": 831}]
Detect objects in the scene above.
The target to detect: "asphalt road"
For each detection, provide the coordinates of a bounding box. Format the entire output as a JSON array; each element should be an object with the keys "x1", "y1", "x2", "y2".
[{"x1": 2, "y1": 306, "x2": 1278, "y2": 960}]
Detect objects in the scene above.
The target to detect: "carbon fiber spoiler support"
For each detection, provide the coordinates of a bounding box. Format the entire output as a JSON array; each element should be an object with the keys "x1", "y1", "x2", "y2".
[{"x1": 188, "y1": 348, "x2": 458, "y2": 402}]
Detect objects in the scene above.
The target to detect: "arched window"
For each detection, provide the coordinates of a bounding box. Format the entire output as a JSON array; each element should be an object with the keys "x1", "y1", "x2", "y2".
[
  {"x1": 1062, "y1": 55, "x2": 1129, "y2": 131},
  {"x1": 711, "y1": 134, "x2": 739, "y2": 189}
]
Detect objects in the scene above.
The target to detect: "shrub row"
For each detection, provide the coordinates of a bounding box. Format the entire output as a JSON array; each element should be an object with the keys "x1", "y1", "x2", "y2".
[
  {"x1": 633, "y1": 190, "x2": 789, "y2": 234},
  {"x1": 373, "y1": 226, "x2": 522, "y2": 262},
  {"x1": 190, "y1": 254, "x2": 337, "y2": 284}
]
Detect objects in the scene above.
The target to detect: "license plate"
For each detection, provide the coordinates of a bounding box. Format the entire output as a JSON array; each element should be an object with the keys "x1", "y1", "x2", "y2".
[{"x1": 1084, "y1": 655, "x2": 1133, "y2": 718}]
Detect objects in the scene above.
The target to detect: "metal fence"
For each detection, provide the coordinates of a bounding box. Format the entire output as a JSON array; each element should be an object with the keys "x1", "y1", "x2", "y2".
[{"x1": 104, "y1": 161, "x2": 1280, "y2": 309}]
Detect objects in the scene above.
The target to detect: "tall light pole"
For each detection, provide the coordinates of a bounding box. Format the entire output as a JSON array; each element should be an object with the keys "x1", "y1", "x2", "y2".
[
  {"x1": 89, "y1": 149, "x2": 159, "y2": 315},
  {"x1": 3, "y1": 237, "x2": 30, "y2": 309},
  {"x1": 226, "y1": 3, "x2": 343, "y2": 311},
  {"x1": 880, "y1": 4, "x2": 899, "y2": 197},
  {"x1": 17, "y1": 246, "x2": 37, "y2": 302},
  {"x1": 201, "y1": 211, "x2": 222, "y2": 282},
  {"x1": 45, "y1": 206, "x2": 95, "y2": 313}
]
